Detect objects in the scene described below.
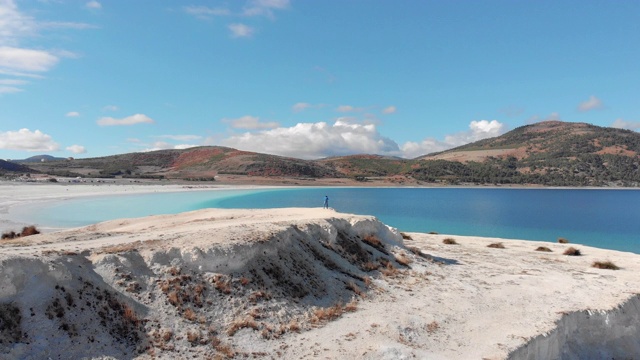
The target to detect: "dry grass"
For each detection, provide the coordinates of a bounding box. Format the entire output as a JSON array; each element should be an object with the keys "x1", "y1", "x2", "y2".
[
  {"x1": 361, "y1": 261, "x2": 380, "y2": 272},
  {"x1": 227, "y1": 317, "x2": 259, "y2": 336},
  {"x1": 380, "y1": 261, "x2": 399, "y2": 277},
  {"x1": 183, "y1": 307, "x2": 197, "y2": 322},
  {"x1": 442, "y1": 238, "x2": 458, "y2": 245},
  {"x1": 426, "y1": 321, "x2": 439, "y2": 333},
  {"x1": 395, "y1": 253, "x2": 413, "y2": 266},
  {"x1": 99, "y1": 241, "x2": 141, "y2": 254},
  {"x1": 2, "y1": 225, "x2": 40, "y2": 240},
  {"x1": 535, "y1": 246, "x2": 553, "y2": 252},
  {"x1": 400, "y1": 232, "x2": 413, "y2": 240},
  {"x1": 487, "y1": 242, "x2": 505, "y2": 249},
  {"x1": 239, "y1": 277, "x2": 251, "y2": 286},
  {"x1": 161, "y1": 329, "x2": 173, "y2": 342},
  {"x1": 186, "y1": 330, "x2": 201, "y2": 345},
  {"x1": 362, "y1": 234, "x2": 385, "y2": 252},
  {"x1": 558, "y1": 238, "x2": 570, "y2": 244},
  {"x1": 563, "y1": 247, "x2": 581, "y2": 256},
  {"x1": 287, "y1": 319, "x2": 301, "y2": 332},
  {"x1": 344, "y1": 299, "x2": 358, "y2": 312},
  {"x1": 592, "y1": 260, "x2": 619, "y2": 270},
  {"x1": 346, "y1": 281, "x2": 365, "y2": 297},
  {"x1": 312, "y1": 303, "x2": 345, "y2": 323},
  {"x1": 213, "y1": 275, "x2": 232, "y2": 294}
]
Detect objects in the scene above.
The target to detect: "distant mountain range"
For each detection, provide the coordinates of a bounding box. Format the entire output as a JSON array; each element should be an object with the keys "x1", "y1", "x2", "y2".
[{"x1": 4, "y1": 121, "x2": 639, "y2": 186}]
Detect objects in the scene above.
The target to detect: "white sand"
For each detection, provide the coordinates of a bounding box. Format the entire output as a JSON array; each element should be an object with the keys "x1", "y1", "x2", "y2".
[{"x1": 1, "y1": 183, "x2": 639, "y2": 359}]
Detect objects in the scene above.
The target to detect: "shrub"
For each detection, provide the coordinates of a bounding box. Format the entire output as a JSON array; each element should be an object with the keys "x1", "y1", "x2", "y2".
[
  {"x1": 20, "y1": 225, "x2": 40, "y2": 237},
  {"x1": 592, "y1": 260, "x2": 619, "y2": 270},
  {"x1": 227, "y1": 317, "x2": 259, "y2": 336},
  {"x1": 535, "y1": 246, "x2": 552, "y2": 252},
  {"x1": 563, "y1": 247, "x2": 581, "y2": 256},
  {"x1": 442, "y1": 238, "x2": 458, "y2": 245},
  {"x1": 558, "y1": 238, "x2": 570, "y2": 244},
  {"x1": 487, "y1": 242, "x2": 505, "y2": 249},
  {"x1": 400, "y1": 232, "x2": 413, "y2": 240},
  {"x1": 428, "y1": 231, "x2": 439, "y2": 235},
  {"x1": 1, "y1": 231, "x2": 17, "y2": 240},
  {"x1": 362, "y1": 235, "x2": 384, "y2": 251}
]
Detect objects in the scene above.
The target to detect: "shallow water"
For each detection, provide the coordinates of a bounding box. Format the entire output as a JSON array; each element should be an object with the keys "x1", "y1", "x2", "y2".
[{"x1": 14, "y1": 187, "x2": 640, "y2": 254}]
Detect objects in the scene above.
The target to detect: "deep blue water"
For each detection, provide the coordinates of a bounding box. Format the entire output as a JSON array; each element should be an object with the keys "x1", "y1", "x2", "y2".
[{"x1": 14, "y1": 187, "x2": 640, "y2": 254}]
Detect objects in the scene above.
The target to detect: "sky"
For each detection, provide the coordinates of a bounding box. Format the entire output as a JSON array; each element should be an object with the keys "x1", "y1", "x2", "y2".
[{"x1": 1, "y1": 0, "x2": 639, "y2": 160}]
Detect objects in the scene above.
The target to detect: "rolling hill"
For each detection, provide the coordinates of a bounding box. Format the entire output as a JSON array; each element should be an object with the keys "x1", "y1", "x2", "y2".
[{"x1": 10, "y1": 121, "x2": 640, "y2": 187}]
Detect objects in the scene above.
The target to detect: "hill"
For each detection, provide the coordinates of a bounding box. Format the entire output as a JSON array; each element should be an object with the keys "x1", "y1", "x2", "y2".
[
  {"x1": 15, "y1": 121, "x2": 640, "y2": 186},
  {"x1": 414, "y1": 121, "x2": 640, "y2": 186},
  {"x1": 16, "y1": 155, "x2": 68, "y2": 163},
  {"x1": 0, "y1": 159, "x2": 36, "y2": 174}
]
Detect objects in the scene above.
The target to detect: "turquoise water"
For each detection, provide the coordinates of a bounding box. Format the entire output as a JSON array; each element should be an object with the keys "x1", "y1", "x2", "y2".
[{"x1": 15, "y1": 187, "x2": 640, "y2": 254}]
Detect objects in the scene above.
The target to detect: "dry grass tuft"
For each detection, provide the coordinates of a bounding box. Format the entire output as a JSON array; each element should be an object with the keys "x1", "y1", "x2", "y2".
[
  {"x1": 395, "y1": 253, "x2": 413, "y2": 266},
  {"x1": 227, "y1": 317, "x2": 259, "y2": 336},
  {"x1": 346, "y1": 281, "x2": 365, "y2": 297},
  {"x1": 535, "y1": 246, "x2": 553, "y2": 252},
  {"x1": 2, "y1": 225, "x2": 40, "y2": 240},
  {"x1": 563, "y1": 247, "x2": 581, "y2": 256},
  {"x1": 239, "y1": 277, "x2": 251, "y2": 286},
  {"x1": 213, "y1": 275, "x2": 232, "y2": 294},
  {"x1": 487, "y1": 242, "x2": 505, "y2": 249},
  {"x1": 380, "y1": 261, "x2": 399, "y2": 277},
  {"x1": 442, "y1": 238, "x2": 458, "y2": 245},
  {"x1": 362, "y1": 234, "x2": 385, "y2": 252},
  {"x1": 592, "y1": 260, "x2": 619, "y2": 270},
  {"x1": 400, "y1": 232, "x2": 413, "y2": 240},
  {"x1": 426, "y1": 321, "x2": 439, "y2": 333},
  {"x1": 183, "y1": 307, "x2": 197, "y2": 322},
  {"x1": 312, "y1": 303, "x2": 344, "y2": 323},
  {"x1": 558, "y1": 237, "x2": 570, "y2": 244},
  {"x1": 186, "y1": 330, "x2": 200, "y2": 345},
  {"x1": 99, "y1": 242, "x2": 141, "y2": 254},
  {"x1": 344, "y1": 299, "x2": 358, "y2": 312}
]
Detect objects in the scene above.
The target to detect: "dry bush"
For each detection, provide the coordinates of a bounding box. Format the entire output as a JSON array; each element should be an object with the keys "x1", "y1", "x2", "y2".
[
  {"x1": 380, "y1": 261, "x2": 398, "y2": 277},
  {"x1": 426, "y1": 321, "x2": 439, "y2": 333},
  {"x1": 442, "y1": 238, "x2": 458, "y2": 245},
  {"x1": 312, "y1": 303, "x2": 344, "y2": 323},
  {"x1": 361, "y1": 261, "x2": 380, "y2": 272},
  {"x1": 227, "y1": 317, "x2": 259, "y2": 336},
  {"x1": 168, "y1": 266, "x2": 180, "y2": 276},
  {"x1": 213, "y1": 275, "x2": 232, "y2": 294},
  {"x1": 428, "y1": 231, "x2": 439, "y2": 235},
  {"x1": 558, "y1": 238, "x2": 570, "y2": 244},
  {"x1": 287, "y1": 320, "x2": 301, "y2": 332},
  {"x1": 346, "y1": 282, "x2": 364, "y2": 297},
  {"x1": 1, "y1": 231, "x2": 17, "y2": 240},
  {"x1": 20, "y1": 225, "x2": 40, "y2": 237},
  {"x1": 239, "y1": 277, "x2": 251, "y2": 286},
  {"x1": 395, "y1": 253, "x2": 413, "y2": 266},
  {"x1": 592, "y1": 260, "x2": 619, "y2": 270},
  {"x1": 167, "y1": 291, "x2": 181, "y2": 306},
  {"x1": 186, "y1": 330, "x2": 200, "y2": 345},
  {"x1": 122, "y1": 303, "x2": 140, "y2": 325},
  {"x1": 249, "y1": 290, "x2": 270, "y2": 303},
  {"x1": 344, "y1": 299, "x2": 358, "y2": 312},
  {"x1": 183, "y1": 307, "x2": 197, "y2": 321},
  {"x1": 161, "y1": 329, "x2": 173, "y2": 342},
  {"x1": 563, "y1": 247, "x2": 581, "y2": 256},
  {"x1": 214, "y1": 342, "x2": 235, "y2": 358},
  {"x1": 400, "y1": 232, "x2": 413, "y2": 240},
  {"x1": 535, "y1": 246, "x2": 553, "y2": 252},
  {"x1": 363, "y1": 234, "x2": 385, "y2": 252},
  {"x1": 487, "y1": 242, "x2": 505, "y2": 249}
]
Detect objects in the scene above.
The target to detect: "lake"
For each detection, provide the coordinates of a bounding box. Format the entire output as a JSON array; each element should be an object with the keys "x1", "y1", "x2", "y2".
[{"x1": 16, "y1": 187, "x2": 640, "y2": 254}]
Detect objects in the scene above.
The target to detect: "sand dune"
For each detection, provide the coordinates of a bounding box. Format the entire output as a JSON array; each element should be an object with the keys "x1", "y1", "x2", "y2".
[{"x1": 1, "y1": 184, "x2": 639, "y2": 359}]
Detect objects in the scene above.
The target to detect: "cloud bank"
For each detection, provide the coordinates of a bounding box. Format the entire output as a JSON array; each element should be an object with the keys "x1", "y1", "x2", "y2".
[
  {"x1": 0, "y1": 128, "x2": 59, "y2": 152},
  {"x1": 97, "y1": 114, "x2": 155, "y2": 126}
]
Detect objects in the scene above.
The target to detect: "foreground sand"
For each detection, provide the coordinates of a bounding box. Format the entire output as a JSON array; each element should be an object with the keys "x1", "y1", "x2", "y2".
[{"x1": 1, "y1": 199, "x2": 639, "y2": 358}]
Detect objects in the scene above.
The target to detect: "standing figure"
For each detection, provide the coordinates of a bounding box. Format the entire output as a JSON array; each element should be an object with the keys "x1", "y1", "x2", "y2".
[{"x1": 323, "y1": 195, "x2": 329, "y2": 209}]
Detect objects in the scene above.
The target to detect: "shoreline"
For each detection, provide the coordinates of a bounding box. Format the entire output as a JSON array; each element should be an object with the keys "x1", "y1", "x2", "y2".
[{"x1": 0, "y1": 206, "x2": 638, "y2": 358}]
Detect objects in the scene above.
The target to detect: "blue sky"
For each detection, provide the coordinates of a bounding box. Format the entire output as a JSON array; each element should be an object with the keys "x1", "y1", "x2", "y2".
[{"x1": 1, "y1": 0, "x2": 639, "y2": 160}]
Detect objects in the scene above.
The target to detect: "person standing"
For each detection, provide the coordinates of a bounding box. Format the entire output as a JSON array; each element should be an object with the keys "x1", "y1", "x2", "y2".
[{"x1": 323, "y1": 195, "x2": 329, "y2": 209}]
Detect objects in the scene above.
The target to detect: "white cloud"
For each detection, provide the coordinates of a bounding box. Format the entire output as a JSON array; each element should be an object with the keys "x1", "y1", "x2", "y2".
[
  {"x1": 578, "y1": 95, "x2": 604, "y2": 112},
  {"x1": 228, "y1": 23, "x2": 254, "y2": 38},
  {"x1": 66, "y1": 144, "x2": 86, "y2": 154},
  {"x1": 527, "y1": 112, "x2": 561, "y2": 124},
  {"x1": 223, "y1": 115, "x2": 279, "y2": 130},
  {"x1": 243, "y1": 0, "x2": 290, "y2": 18},
  {"x1": 102, "y1": 104, "x2": 119, "y2": 111},
  {"x1": 292, "y1": 102, "x2": 311, "y2": 112},
  {"x1": 155, "y1": 134, "x2": 203, "y2": 141},
  {"x1": 0, "y1": 85, "x2": 22, "y2": 93},
  {"x1": 85, "y1": 1, "x2": 101, "y2": 9},
  {"x1": 220, "y1": 120, "x2": 400, "y2": 159},
  {"x1": 184, "y1": 6, "x2": 230, "y2": 18},
  {"x1": 141, "y1": 141, "x2": 199, "y2": 152},
  {"x1": 0, "y1": 0, "x2": 35, "y2": 45},
  {"x1": 611, "y1": 119, "x2": 640, "y2": 131},
  {"x1": 382, "y1": 106, "x2": 397, "y2": 114},
  {"x1": 0, "y1": 78, "x2": 26, "y2": 85},
  {"x1": 0, "y1": 128, "x2": 59, "y2": 152},
  {"x1": 336, "y1": 105, "x2": 364, "y2": 113},
  {"x1": 0, "y1": 46, "x2": 59, "y2": 73},
  {"x1": 65, "y1": 111, "x2": 80, "y2": 117},
  {"x1": 401, "y1": 120, "x2": 507, "y2": 158},
  {"x1": 97, "y1": 114, "x2": 155, "y2": 126}
]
